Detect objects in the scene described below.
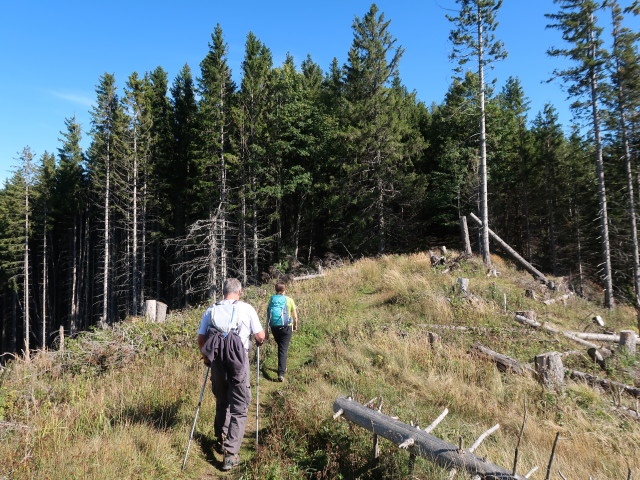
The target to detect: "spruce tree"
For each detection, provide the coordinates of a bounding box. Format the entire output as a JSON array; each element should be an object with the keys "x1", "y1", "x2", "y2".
[
  {"x1": 547, "y1": 0, "x2": 614, "y2": 307},
  {"x1": 340, "y1": 3, "x2": 424, "y2": 254}
]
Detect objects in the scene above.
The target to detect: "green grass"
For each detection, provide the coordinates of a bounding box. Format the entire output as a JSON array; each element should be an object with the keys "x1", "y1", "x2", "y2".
[{"x1": 1, "y1": 251, "x2": 639, "y2": 479}]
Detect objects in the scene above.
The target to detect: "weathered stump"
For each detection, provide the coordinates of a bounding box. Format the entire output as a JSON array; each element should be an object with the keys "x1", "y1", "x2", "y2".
[
  {"x1": 456, "y1": 278, "x2": 469, "y2": 296},
  {"x1": 524, "y1": 289, "x2": 536, "y2": 300},
  {"x1": 535, "y1": 352, "x2": 565, "y2": 391},
  {"x1": 460, "y1": 216, "x2": 472, "y2": 255},
  {"x1": 619, "y1": 330, "x2": 637, "y2": 355},
  {"x1": 144, "y1": 299, "x2": 168, "y2": 323}
]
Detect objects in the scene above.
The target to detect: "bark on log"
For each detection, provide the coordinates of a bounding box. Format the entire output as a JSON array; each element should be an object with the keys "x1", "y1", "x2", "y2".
[
  {"x1": 567, "y1": 370, "x2": 640, "y2": 398},
  {"x1": 535, "y1": 352, "x2": 565, "y2": 391},
  {"x1": 333, "y1": 397, "x2": 527, "y2": 479},
  {"x1": 471, "y1": 343, "x2": 536, "y2": 376},
  {"x1": 514, "y1": 314, "x2": 612, "y2": 356},
  {"x1": 619, "y1": 330, "x2": 637, "y2": 355},
  {"x1": 468, "y1": 212, "x2": 552, "y2": 287}
]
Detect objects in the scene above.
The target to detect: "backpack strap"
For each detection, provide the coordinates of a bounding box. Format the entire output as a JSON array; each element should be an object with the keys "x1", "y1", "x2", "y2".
[{"x1": 211, "y1": 300, "x2": 239, "y2": 336}]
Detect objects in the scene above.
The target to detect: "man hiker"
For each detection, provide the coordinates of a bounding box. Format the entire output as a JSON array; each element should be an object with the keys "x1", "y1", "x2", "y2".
[
  {"x1": 265, "y1": 281, "x2": 298, "y2": 382},
  {"x1": 197, "y1": 278, "x2": 265, "y2": 471}
]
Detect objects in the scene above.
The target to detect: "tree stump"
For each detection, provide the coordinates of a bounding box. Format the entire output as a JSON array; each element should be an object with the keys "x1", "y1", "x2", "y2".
[
  {"x1": 144, "y1": 299, "x2": 168, "y2": 323},
  {"x1": 535, "y1": 352, "x2": 565, "y2": 391},
  {"x1": 460, "y1": 216, "x2": 472, "y2": 255},
  {"x1": 619, "y1": 330, "x2": 637, "y2": 355},
  {"x1": 428, "y1": 332, "x2": 441, "y2": 348},
  {"x1": 525, "y1": 289, "x2": 536, "y2": 300},
  {"x1": 156, "y1": 301, "x2": 168, "y2": 323},
  {"x1": 456, "y1": 278, "x2": 469, "y2": 296}
]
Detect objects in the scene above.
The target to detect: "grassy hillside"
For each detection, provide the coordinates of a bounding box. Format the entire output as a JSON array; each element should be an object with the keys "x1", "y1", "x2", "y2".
[{"x1": 1, "y1": 252, "x2": 639, "y2": 479}]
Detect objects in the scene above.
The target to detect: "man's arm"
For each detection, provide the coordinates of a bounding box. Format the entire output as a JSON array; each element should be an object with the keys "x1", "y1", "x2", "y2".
[
  {"x1": 255, "y1": 330, "x2": 266, "y2": 345},
  {"x1": 197, "y1": 334, "x2": 208, "y2": 362}
]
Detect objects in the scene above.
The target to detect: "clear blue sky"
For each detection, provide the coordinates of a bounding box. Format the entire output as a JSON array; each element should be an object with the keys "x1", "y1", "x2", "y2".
[{"x1": 1, "y1": 0, "x2": 637, "y2": 184}]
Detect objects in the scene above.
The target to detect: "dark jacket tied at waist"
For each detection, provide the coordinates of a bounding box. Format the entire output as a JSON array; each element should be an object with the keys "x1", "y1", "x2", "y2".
[{"x1": 201, "y1": 328, "x2": 246, "y2": 384}]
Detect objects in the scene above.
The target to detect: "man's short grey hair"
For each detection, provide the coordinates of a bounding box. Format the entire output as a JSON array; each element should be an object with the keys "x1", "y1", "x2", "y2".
[{"x1": 223, "y1": 278, "x2": 242, "y2": 296}]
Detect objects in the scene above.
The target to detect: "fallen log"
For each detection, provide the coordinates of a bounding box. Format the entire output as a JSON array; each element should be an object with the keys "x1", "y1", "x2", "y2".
[
  {"x1": 333, "y1": 396, "x2": 527, "y2": 480},
  {"x1": 293, "y1": 273, "x2": 325, "y2": 281},
  {"x1": 514, "y1": 314, "x2": 612, "y2": 356},
  {"x1": 471, "y1": 343, "x2": 536, "y2": 377},
  {"x1": 468, "y1": 212, "x2": 552, "y2": 288},
  {"x1": 567, "y1": 370, "x2": 640, "y2": 398}
]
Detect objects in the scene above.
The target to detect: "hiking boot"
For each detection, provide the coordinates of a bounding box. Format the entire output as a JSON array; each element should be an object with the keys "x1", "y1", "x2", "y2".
[
  {"x1": 222, "y1": 452, "x2": 240, "y2": 471},
  {"x1": 277, "y1": 375, "x2": 285, "y2": 382}
]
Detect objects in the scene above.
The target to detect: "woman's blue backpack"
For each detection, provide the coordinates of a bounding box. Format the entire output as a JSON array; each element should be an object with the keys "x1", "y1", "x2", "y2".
[{"x1": 267, "y1": 295, "x2": 292, "y2": 327}]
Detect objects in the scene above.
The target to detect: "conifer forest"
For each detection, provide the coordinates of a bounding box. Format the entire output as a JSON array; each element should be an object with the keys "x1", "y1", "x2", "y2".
[{"x1": 1, "y1": 1, "x2": 640, "y2": 358}]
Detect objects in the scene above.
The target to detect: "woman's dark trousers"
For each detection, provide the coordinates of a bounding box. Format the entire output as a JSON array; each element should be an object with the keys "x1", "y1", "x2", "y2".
[{"x1": 271, "y1": 325, "x2": 292, "y2": 377}]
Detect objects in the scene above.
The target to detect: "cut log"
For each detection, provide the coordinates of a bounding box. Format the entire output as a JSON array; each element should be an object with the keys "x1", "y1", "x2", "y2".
[
  {"x1": 333, "y1": 396, "x2": 527, "y2": 479},
  {"x1": 619, "y1": 330, "x2": 637, "y2": 355},
  {"x1": 514, "y1": 314, "x2": 612, "y2": 356},
  {"x1": 293, "y1": 273, "x2": 325, "y2": 281},
  {"x1": 471, "y1": 343, "x2": 536, "y2": 376},
  {"x1": 535, "y1": 352, "x2": 565, "y2": 391},
  {"x1": 567, "y1": 370, "x2": 640, "y2": 398},
  {"x1": 468, "y1": 212, "x2": 552, "y2": 288}
]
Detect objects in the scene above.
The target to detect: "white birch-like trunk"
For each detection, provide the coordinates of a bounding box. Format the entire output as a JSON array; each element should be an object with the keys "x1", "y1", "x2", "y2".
[
  {"x1": 477, "y1": 5, "x2": 490, "y2": 266},
  {"x1": 101, "y1": 146, "x2": 111, "y2": 328},
  {"x1": 24, "y1": 166, "x2": 30, "y2": 360},
  {"x1": 70, "y1": 218, "x2": 78, "y2": 333},
  {"x1": 132, "y1": 126, "x2": 139, "y2": 316}
]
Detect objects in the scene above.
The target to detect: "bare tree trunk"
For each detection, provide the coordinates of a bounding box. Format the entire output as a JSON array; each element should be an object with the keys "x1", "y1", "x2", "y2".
[
  {"x1": 140, "y1": 169, "x2": 147, "y2": 311},
  {"x1": 477, "y1": 5, "x2": 490, "y2": 266},
  {"x1": 589, "y1": 18, "x2": 614, "y2": 309},
  {"x1": 101, "y1": 147, "x2": 111, "y2": 328},
  {"x1": 70, "y1": 217, "x2": 79, "y2": 334},
  {"x1": 41, "y1": 209, "x2": 47, "y2": 349},
  {"x1": 241, "y1": 184, "x2": 248, "y2": 285},
  {"x1": 23, "y1": 168, "x2": 30, "y2": 360},
  {"x1": 131, "y1": 129, "x2": 139, "y2": 316}
]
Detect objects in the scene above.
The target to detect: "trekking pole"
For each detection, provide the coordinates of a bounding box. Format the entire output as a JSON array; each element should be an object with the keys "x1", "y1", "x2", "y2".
[
  {"x1": 255, "y1": 345, "x2": 260, "y2": 447},
  {"x1": 181, "y1": 364, "x2": 210, "y2": 470}
]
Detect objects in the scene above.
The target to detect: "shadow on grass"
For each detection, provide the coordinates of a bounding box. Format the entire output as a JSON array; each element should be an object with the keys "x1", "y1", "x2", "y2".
[{"x1": 118, "y1": 399, "x2": 185, "y2": 430}]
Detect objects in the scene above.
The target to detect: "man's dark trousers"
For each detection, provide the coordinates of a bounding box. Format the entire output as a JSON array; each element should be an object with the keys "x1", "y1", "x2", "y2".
[
  {"x1": 210, "y1": 353, "x2": 251, "y2": 454},
  {"x1": 271, "y1": 325, "x2": 292, "y2": 377}
]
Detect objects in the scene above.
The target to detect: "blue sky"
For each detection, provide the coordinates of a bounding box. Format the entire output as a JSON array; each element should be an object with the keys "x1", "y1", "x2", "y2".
[{"x1": 1, "y1": 0, "x2": 637, "y2": 184}]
